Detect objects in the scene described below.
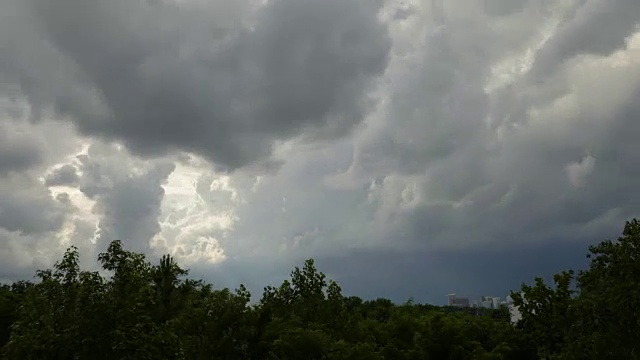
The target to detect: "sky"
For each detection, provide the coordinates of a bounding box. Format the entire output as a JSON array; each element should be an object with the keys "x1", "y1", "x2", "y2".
[{"x1": 0, "y1": 0, "x2": 639, "y2": 305}]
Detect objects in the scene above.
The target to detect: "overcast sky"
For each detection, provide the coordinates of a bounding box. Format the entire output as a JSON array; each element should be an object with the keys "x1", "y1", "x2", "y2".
[{"x1": 0, "y1": 0, "x2": 639, "y2": 304}]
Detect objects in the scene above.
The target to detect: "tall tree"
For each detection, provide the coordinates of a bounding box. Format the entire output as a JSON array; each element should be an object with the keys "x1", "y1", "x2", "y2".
[
  {"x1": 151, "y1": 254, "x2": 189, "y2": 324},
  {"x1": 511, "y1": 271, "x2": 576, "y2": 359},
  {"x1": 576, "y1": 219, "x2": 640, "y2": 358}
]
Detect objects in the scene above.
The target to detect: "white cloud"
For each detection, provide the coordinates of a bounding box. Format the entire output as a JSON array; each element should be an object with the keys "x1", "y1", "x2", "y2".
[{"x1": 566, "y1": 155, "x2": 596, "y2": 188}]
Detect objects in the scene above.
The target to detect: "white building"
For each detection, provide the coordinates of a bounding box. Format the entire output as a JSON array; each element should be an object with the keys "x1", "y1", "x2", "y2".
[
  {"x1": 492, "y1": 297, "x2": 500, "y2": 309},
  {"x1": 479, "y1": 296, "x2": 502, "y2": 309}
]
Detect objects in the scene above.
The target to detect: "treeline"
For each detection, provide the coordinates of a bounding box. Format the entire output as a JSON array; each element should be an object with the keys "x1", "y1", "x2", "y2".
[{"x1": 1, "y1": 219, "x2": 640, "y2": 359}]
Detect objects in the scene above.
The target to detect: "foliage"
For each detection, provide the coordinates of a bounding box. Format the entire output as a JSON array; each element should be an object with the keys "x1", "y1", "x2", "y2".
[
  {"x1": 511, "y1": 219, "x2": 640, "y2": 359},
  {"x1": 2, "y1": 219, "x2": 640, "y2": 359}
]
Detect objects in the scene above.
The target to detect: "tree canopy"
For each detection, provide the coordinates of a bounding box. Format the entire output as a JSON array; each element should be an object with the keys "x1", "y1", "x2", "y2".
[{"x1": 2, "y1": 219, "x2": 640, "y2": 359}]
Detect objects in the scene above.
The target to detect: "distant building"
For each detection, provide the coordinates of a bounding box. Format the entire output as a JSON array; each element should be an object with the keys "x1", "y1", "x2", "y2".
[
  {"x1": 447, "y1": 294, "x2": 522, "y2": 324},
  {"x1": 447, "y1": 293, "x2": 523, "y2": 324},
  {"x1": 478, "y1": 296, "x2": 502, "y2": 309},
  {"x1": 447, "y1": 294, "x2": 470, "y2": 307},
  {"x1": 492, "y1": 297, "x2": 500, "y2": 309}
]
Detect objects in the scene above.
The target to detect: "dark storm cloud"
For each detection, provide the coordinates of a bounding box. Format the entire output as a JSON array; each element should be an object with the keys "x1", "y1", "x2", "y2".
[
  {"x1": 44, "y1": 164, "x2": 79, "y2": 187},
  {"x1": 187, "y1": 238, "x2": 593, "y2": 305},
  {"x1": 0, "y1": 175, "x2": 65, "y2": 235},
  {"x1": 392, "y1": 88, "x2": 640, "y2": 251},
  {"x1": 0, "y1": 141, "x2": 41, "y2": 176},
  {"x1": 3, "y1": 0, "x2": 390, "y2": 170},
  {"x1": 344, "y1": 0, "x2": 640, "y2": 254},
  {"x1": 353, "y1": 15, "x2": 494, "y2": 177},
  {"x1": 313, "y1": 239, "x2": 592, "y2": 305},
  {"x1": 1, "y1": 0, "x2": 639, "y2": 306},
  {"x1": 0, "y1": 125, "x2": 42, "y2": 175}
]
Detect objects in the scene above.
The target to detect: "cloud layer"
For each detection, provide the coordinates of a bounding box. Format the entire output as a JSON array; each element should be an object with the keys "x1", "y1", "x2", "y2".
[
  {"x1": 1, "y1": 0, "x2": 639, "y2": 303},
  {"x1": 4, "y1": 0, "x2": 389, "y2": 169}
]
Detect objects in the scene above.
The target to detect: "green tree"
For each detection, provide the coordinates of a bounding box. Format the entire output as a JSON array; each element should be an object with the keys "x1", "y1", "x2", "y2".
[
  {"x1": 174, "y1": 282, "x2": 252, "y2": 360},
  {"x1": 150, "y1": 254, "x2": 189, "y2": 324},
  {"x1": 511, "y1": 270, "x2": 576, "y2": 359},
  {"x1": 575, "y1": 219, "x2": 640, "y2": 358},
  {"x1": 0, "y1": 285, "x2": 17, "y2": 350},
  {"x1": 1, "y1": 241, "x2": 546, "y2": 359},
  {"x1": 4, "y1": 246, "x2": 110, "y2": 359}
]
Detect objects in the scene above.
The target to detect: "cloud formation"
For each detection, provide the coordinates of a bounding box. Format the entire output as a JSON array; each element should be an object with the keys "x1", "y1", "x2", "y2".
[
  {"x1": 73, "y1": 143, "x2": 176, "y2": 253},
  {"x1": 3, "y1": 0, "x2": 390, "y2": 169},
  {"x1": 0, "y1": 0, "x2": 639, "y2": 303},
  {"x1": 44, "y1": 164, "x2": 79, "y2": 187}
]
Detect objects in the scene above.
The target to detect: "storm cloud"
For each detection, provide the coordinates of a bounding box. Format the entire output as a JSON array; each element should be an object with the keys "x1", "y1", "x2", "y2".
[
  {"x1": 2, "y1": 0, "x2": 390, "y2": 169},
  {"x1": 0, "y1": 0, "x2": 639, "y2": 304}
]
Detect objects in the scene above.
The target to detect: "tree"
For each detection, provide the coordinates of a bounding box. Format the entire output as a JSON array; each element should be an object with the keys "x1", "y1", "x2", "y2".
[
  {"x1": 575, "y1": 219, "x2": 640, "y2": 358},
  {"x1": 257, "y1": 259, "x2": 345, "y2": 359},
  {"x1": 151, "y1": 254, "x2": 189, "y2": 324},
  {"x1": 508, "y1": 219, "x2": 640, "y2": 359},
  {"x1": 0, "y1": 285, "x2": 17, "y2": 349},
  {"x1": 511, "y1": 271, "x2": 576, "y2": 358},
  {"x1": 4, "y1": 246, "x2": 111, "y2": 359},
  {"x1": 1, "y1": 241, "x2": 542, "y2": 359}
]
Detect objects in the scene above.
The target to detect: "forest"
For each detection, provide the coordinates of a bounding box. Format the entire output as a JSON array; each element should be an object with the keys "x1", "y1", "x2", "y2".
[{"x1": 1, "y1": 219, "x2": 639, "y2": 359}]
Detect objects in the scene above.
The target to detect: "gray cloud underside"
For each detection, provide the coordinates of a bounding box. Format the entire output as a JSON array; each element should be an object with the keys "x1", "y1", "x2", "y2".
[
  {"x1": 344, "y1": 0, "x2": 640, "y2": 250},
  {"x1": 44, "y1": 164, "x2": 79, "y2": 187},
  {"x1": 1, "y1": 0, "x2": 390, "y2": 170}
]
